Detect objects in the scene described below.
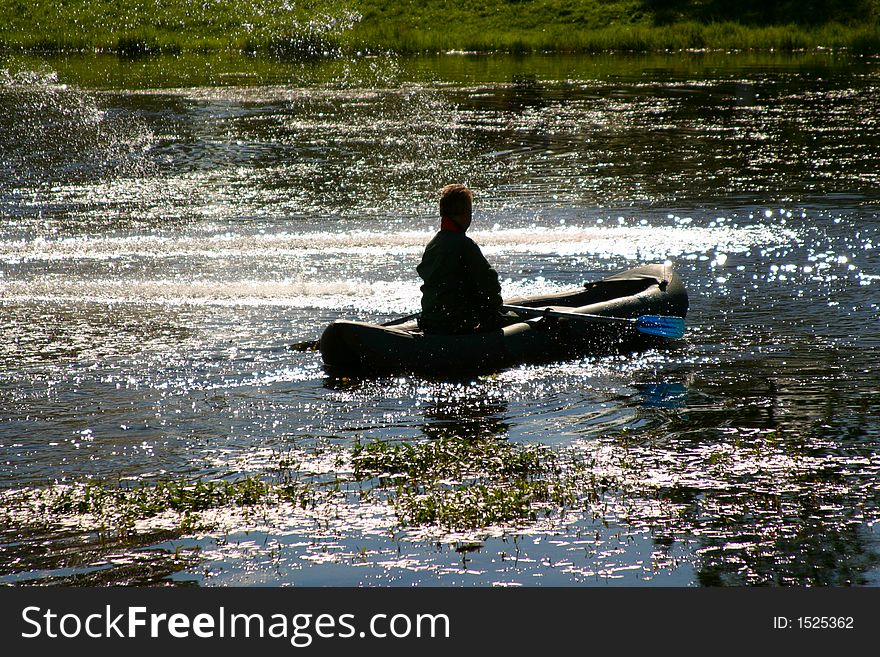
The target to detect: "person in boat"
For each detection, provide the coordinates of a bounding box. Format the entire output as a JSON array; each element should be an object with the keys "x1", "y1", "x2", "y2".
[{"x1": 417, "y1": 184, "x2": 505, "y2": 335}]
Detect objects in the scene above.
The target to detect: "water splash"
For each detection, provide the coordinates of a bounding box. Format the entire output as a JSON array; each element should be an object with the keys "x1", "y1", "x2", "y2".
[{"x1": 0, "y1": 65, "x2": 155, "y2": 188}]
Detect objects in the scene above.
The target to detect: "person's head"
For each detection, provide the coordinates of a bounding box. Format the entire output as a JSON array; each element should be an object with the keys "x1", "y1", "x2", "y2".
[{"x1": 439, "y1": 184, "x2": 473, "y2": 231}]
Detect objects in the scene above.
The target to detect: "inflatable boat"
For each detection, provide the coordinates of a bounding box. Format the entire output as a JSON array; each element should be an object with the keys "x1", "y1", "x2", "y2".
[{"x1": 319, "y1": 263, "x2": 688, "y2": 374}]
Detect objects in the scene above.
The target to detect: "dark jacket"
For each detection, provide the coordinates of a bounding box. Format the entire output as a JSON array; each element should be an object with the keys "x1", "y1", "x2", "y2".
[{"x1": 417, "y1": 229, "x2": 503, "y2": 334}]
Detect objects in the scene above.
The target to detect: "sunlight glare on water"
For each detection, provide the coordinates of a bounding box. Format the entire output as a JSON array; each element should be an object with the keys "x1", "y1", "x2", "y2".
[{"x1": 1, "y1": 52, "x2": 879, "y2": 586}]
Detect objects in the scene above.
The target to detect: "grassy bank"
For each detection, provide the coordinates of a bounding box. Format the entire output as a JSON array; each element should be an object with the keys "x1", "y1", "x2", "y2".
[{"x1": 1, "y1": 0, "x2": 879, "y2": 56}]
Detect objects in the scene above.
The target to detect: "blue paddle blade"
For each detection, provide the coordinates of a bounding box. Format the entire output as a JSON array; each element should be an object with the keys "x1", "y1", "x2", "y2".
[{"x1": 634, "y1": 315, "x2": 686, "y2": 339}]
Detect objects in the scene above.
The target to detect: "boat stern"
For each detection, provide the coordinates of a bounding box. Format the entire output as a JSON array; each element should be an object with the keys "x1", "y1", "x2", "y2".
[{"x1": 318, "y1": 320, "x2": 364, "y2": 369}]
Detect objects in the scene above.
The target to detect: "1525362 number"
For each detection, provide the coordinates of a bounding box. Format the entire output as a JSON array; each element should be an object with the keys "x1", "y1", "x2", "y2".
[{"x1": 797, "y1": 617, "x2": 854, "y2": 629}]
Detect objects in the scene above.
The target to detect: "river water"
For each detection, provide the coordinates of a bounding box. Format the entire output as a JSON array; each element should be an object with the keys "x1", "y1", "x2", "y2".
[{"x1": 1, "y1": 52, "x2": 878, "y2": 586}]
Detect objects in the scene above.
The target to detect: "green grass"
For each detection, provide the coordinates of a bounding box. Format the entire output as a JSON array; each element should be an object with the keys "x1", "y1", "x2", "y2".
[
  {"x1": 4, "y1": 435, "x2": 591, "y2": 538},
  {"x1": 353, "y1": 436, "x2": 585, "y2": 531},
  {"x1": 353, "y1": 434, "x2": 557, "y2": 481},
  {"x1": 7, "y1": 475, "x2": 317, "y2": 537},
  {"x1": 1, "y1": 0, "x2": 879, "y2": 55},
  {"x1": 0, "y1": 437, "x2": 603, "y2": 585},
  {"x1": 0, "y1": 0, "x2": 357, "y2": 55}
]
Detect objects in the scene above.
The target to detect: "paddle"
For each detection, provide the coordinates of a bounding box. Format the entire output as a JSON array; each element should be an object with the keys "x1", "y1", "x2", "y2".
[
  {"x1": 289, "y1": 312, "x2": 421, "y2": 352},
  {"x1": 502, "y1": 304, "x2": 686, "y2": 339}
]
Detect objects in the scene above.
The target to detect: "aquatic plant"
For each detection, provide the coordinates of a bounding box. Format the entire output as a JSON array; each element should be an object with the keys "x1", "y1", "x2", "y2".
[
  {"x1": 2, "y1": 432, "x2": 596, "y2": 566},
  {"x1": 353, "y1": 436, "x2": 583, "y2": 531},
  {"x1": 5, "y1": 475, "x2": 317, "y2": 539},
  {"x1": 353, "y1": 435, "x2": 557, "y2": 481}
]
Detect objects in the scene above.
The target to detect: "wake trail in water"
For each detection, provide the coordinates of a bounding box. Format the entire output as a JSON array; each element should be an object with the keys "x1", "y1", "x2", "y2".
[
  {"x1": 0, "y1": 223, "x2": 799, "y2": 311},
  {"x1": 0, "y1": 223, "x2": 796, "y2": 261}
]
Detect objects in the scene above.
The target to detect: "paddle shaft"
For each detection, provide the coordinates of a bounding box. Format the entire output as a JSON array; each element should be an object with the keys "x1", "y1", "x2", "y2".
[
  {"x1": 503, "y1": 304, "x2": 638, "y2": 326},
  {"x1": 502, "y1": 304, "x2": 685, "y2": 339}
]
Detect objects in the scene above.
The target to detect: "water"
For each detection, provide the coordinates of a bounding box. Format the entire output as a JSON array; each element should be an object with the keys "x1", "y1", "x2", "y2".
[{"x1": 1, "y1": 51, "x2": 879, "y2": 586}]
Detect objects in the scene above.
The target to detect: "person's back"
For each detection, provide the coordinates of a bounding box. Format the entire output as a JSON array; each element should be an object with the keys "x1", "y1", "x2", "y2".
[{"x1": 417, "y1": 184, "x2": 503, "y2": 335}]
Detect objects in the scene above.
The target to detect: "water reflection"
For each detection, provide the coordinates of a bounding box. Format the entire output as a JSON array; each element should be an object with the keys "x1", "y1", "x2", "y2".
[
  {"x1": 5, "y1": 52, "x2": 878, "y2": 237},
  {"x1": 0, "y1": 525, "x2": 199, "y2": 586},
  {"x1": 323, "y1": 373, "x2": 511, "y2": 442},
  {"x1": 420, "y1": 390, "x2": 510, "y2": 442},
  {"x1": 633, "y1": 382, "x2": 688, "y2": 409},
  {"x1": 607, "y1": 350, "x2": 880, "y2": 586}
]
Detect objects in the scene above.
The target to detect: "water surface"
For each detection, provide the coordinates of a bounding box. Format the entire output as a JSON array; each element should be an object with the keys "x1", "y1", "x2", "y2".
[{"x1": 1, "y1": 51, "x2": 879, "y2": 586}]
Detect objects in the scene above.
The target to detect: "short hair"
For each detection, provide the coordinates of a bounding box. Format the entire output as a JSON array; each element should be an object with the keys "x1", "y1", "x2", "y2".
[{"x1": 439, "y1": 184, "x2": 473, "y2": 218}]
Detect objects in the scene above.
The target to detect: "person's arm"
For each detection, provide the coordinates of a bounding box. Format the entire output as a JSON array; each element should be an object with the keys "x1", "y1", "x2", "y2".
[{"x1": 463, "y1": 238, "x2": 502, "y2": 308}]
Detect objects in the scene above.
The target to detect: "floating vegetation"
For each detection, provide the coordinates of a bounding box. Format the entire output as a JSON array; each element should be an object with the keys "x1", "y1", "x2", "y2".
[
  {"x1": 2, "y1": 475, "x2": 318, "y2": 539},
  {"x1": 0, "y1": 435, "x2": 612, "y2": 584},
  {"x1": 353, "y1": 435, "x2": 558, "y2": 482},
  {"x1": 394, "y1": 480, "x2": 570, "y2": 531},
  {"x1": 3, "y1": 436, "x2": 597, "y2": 552},
  {"x1": 353, "y1": 436, "x2": 590, "y2": 531}
]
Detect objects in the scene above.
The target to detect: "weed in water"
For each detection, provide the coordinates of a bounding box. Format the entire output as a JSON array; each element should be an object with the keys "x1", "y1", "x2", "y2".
[
  {"x1": 353, "y1": 436, "x2": 584, "y2": 531},
  {"x1": 11, "y1": 475, "x2": 313, "y2": 537}
]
